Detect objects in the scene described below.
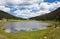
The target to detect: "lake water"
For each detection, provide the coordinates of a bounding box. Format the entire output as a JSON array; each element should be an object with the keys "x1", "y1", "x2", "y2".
[{"x1": 3, "y1": 21, "x2": 50, "y2": 33}]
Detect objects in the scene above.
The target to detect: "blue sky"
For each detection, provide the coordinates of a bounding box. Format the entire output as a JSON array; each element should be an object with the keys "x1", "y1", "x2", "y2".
[
  {"x1": 0, "y1": 0, "x2": 60, "y2": 19},
  {"x1": 44, "y1": 0, "x2": 60, "y2": 3}
]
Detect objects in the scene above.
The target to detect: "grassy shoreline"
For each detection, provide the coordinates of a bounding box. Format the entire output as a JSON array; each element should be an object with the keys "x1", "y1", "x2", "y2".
[{"x1": 0, "y1": 20, "x2": 60, "y2": 39}]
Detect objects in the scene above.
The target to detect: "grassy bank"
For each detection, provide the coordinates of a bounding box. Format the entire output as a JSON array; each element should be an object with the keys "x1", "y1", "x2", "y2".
[
  {"x1": 7, "y1": 19, "x2": 36, "y2": 22},
  {"x1": 0, "y1": 20, "x2": 60, "y2": 39},
  {"x1": 0, "y1": 25, "x2": 60, "y2": 39},
  {"x1": 0, "y1": 26, "x2": 55, "y2": 39},
  {"x1": 39, "y1": 20, "x2": 60, "y2": 24}
]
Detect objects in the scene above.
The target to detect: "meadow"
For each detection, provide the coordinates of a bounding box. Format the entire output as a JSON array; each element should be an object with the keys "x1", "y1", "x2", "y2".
[{"x1": 0, "y1": 19, "x2": 60, "y2": 39}]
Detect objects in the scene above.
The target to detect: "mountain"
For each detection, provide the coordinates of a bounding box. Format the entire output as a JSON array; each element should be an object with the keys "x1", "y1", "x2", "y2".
[
  {"x1": 0, "y1": 10, "x2": 23, "y2": 20},
  {"x1": 30, "y1": 7, "x2": 60, "y2": 20}
]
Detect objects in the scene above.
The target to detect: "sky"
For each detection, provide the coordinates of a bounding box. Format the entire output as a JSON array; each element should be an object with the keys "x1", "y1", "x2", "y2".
[{"x1": 0, "y1": 0, "x2": 60, "y2": 19}]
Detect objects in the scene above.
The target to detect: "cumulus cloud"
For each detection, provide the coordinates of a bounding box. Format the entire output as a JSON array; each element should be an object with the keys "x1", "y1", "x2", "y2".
[
  {"x1": 0, "y1": 5, "x2": 10, "y2": 12},
  {"x1": 0, "y1": 0, "x2": 44, "y2": 5},
  {"x1": 14, "y1": 9, "x2": 41, "y2": 18},
  {"x1": 14, "y1": 2, "x2": 60, "y2": 18},
  {"x1": 0, "y1": 0, "x2": 6, "y2": 5},
  {"x1": 0, "y1": 0, "x2": 60, "y2": 18}
]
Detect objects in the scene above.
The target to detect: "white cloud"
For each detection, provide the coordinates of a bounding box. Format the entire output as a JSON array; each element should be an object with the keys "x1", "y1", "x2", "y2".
[
  {"x1": 13, "y1": 2, "x2": 60, "y2": 18},
  {"x1": 5, "y1": 0, "x2": 44, "y2": 5},
  {"x1": 3, "y1": 7, "x2": 10, "y2": 12},
  {"x1": 56, "y1": 2, "x2": 60, "y2": 7},
  {"x1": 0, "y1": 5, "x2": 10, "y2": 12},
  {"x1": 0, "y1": 0, "x2": 60, "y2": 18},
  {"x1": 14, "y1": 9, "x2": 42, "y2": 18},
  {"x1": 0, "y1": 0, "x2": 6, "y2": 5},
  {"x1": 6, "y1": 0, "x2": 24, "y2": 5}
]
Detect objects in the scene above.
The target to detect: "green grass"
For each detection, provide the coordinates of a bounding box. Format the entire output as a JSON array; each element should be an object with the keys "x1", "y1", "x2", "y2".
[
  {"x1": 0, "y1": 20, "x2": 60, "y2": 39},
  {"x1": 0, "y1": 26, "x2": 55, "y2": 39},
  {"x1": 40, "y1": 20, "x2": 59, "y2": 24},
  {"x1": 7, "y1": 19, "x2": 36, "y2": 22}
]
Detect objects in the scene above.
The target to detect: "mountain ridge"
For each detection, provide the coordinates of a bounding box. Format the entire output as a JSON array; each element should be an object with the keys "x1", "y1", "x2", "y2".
[
  {"x1": 30, "y1": 7, "x2": 60, "y2": 20},
  {"x1": 0, "y1": 10, "x2": 23, "y2": 20}
]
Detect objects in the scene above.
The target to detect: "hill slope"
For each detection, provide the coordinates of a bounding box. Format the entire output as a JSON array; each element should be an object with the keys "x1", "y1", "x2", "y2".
[
  {"x1": 30, "y1": 7, "x2": 60, "y2": 20},
  {"x1": 0, "y1": 11, "x2": 23, "y2": 20}
]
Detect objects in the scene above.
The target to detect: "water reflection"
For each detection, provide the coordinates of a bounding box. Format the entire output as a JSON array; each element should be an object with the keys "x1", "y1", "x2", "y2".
[{"x1": 3, "y1": 21, "x2": 50, "y2": 33}]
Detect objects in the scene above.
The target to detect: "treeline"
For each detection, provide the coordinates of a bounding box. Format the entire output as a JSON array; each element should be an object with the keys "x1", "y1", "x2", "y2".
[
  {"x1": 0, "y1": 10, "x2": 24, "y2": 20},
  {"x1": 30, "y1": 7, "x2": 60, "y2": 21}
]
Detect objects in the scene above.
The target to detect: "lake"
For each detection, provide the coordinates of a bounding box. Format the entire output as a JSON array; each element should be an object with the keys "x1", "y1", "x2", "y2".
[{"x1": 3, "y1": 21, "x2": 50, "y2": 33}]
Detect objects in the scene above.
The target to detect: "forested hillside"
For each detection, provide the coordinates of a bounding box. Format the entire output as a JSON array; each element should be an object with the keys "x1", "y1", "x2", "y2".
[
  {"x1": 30, "y1": 7, "x2": 60, "y2": 21},
  {"x1": 0, "y1": 10, "x2": 23, "y2": 20}
]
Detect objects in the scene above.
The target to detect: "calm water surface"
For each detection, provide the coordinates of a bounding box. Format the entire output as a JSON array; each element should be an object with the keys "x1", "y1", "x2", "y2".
[{"x1": 3, "y1": 21, "x2": 50, "y2": 33}]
